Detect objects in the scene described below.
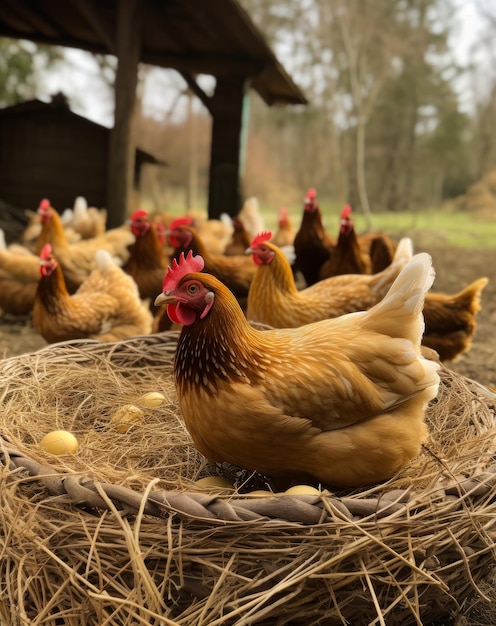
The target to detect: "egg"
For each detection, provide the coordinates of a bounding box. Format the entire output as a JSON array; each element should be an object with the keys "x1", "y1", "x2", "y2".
[
  {"x1": 39, "y1": 430, "x2": 79, "y2": 455},
  {"x1": 194, "y1": 476, "x2": 235, "y2": 491},
  {"x1": 285, "y1": 485, "x2": 321, "y2": 495},
  {"x1": 138, "y1": 391, "x2": 166, "y2": 407},
  {"x1": 247, "y1": 490, "x2": 274, "y2": 496},
  {"x1": 111, "y1": 404, "x2": 144, "y2": 433}
]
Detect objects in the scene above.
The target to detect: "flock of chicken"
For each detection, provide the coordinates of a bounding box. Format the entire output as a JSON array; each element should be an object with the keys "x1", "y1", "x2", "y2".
[{"x1": 0, "y1": 190, "x2": 489, "y2": 489}]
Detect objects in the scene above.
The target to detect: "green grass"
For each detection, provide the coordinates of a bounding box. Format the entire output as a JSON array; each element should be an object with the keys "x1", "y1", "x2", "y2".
[
  {"x1": 263, "y1": 204, "x2": 496, "y2": 249},
  {"x1": 141, "y1": 191, "x2": 495, "y2": 249}
]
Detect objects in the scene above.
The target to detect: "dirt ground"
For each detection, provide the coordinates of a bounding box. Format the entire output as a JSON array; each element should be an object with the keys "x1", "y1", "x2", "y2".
[{"x1": 1, "y1": 241, "x2": 494, "y2": 387}]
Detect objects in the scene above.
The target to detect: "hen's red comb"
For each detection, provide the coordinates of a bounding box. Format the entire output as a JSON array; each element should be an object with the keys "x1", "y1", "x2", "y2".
[
  {"x1": 40, "y1": 243, "x2": 53, "y2": 260},
  {"x1": 162, "y1": 251, "x2": 205, "y2": 292},
  {"x1": 130, "y1": 209, "x2": 148, "y2": 221},
  {"x1": 39, "y1": 199, "x2": 50, "y2": 210},
  {"x1": 169, "y1": 216, "x2": 193, "y2": 230},
  {"x1": 250, "y1": 231, "x2": 272, "y2": 248},
  {"x1": 305, "y1": 188, "x2": 317, "y2": 200},
  {"x1": 341, "y1": 204, "x2": 352, "y2": 218},
  {"x1": 279, "y1": 207, "x2": 288, "y2": 218}
]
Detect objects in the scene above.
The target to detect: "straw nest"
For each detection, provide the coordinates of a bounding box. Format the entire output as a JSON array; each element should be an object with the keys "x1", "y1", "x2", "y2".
[{"x1": 1, "y1": 332, "x2": 496, "y2": 626}]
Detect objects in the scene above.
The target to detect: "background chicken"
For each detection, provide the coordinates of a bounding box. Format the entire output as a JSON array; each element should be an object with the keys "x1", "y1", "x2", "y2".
[
  {"x1": 21, "y1": 203, "x2": 83, "y2": 250},
  {"x1": 318, "y1": 204, "x2": 372, "y2": 278},
  {"x1": 246, "y1": 232, "x2": 413, "y2": 328},
  {"x1": 422, "y1": 277, "x2": 489, "y2": 362},
  {"x1": 0, "y1": 228, "x2": 45, "y2": 316},
  {"x1": 237, "y1": 196, "x2": 265, "y2": 239},
  {"x1": 33, "y1": 244, "x2": 152, "y2": 343},
  {"x1": 185, "y1": 209, "x2": 234, "y2": 255},
  {"x1": 61, "y1": 196, "x2": 108, "y2": 240},
  {"x1": 272, "y1": 207, "x2": 296, "y2": 248},
  {"x1": 224, "y1": 216, "x2": 251, "y2": 256},
  {"x1": 167, "y1": 217, "x2": 258, "y2": 300},
  {"x1": 124, "y1": 208, "x2": 169, "y2": 309},
  {"x1": 155, "y1": 250, "x2": 439, "y2": 489},
  {"x1": 293, "y1": 188, "x2": 336, "y2": 286},
  {"x1": 36, "y1": 199, "x2": 134, "y2": 278},
  {"x1": 319, "y1": 204, "x2": 397, "y2": 279}
]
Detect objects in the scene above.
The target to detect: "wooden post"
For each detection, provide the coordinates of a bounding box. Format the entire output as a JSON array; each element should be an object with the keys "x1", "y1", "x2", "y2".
[
  {"x1": 106, "y1": 0, "x2": 141, "y2": 228},
  {"x1": 207, "y1": 77, "x2": 247, "y2": 219}
]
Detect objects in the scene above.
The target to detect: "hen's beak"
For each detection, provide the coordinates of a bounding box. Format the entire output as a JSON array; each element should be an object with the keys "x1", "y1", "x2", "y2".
[{"x1": 154, "y1": 292, "x2": 175, "y2": 307}]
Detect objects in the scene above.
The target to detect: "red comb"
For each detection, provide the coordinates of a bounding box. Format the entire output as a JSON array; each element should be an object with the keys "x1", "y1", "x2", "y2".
[
  {"x1": 40, "y1": 243, "x2": 52, "y2": 260},
  {"x1": 169, "y1": 216, "x2": 193, "y2": 230},
  {"x1": 162, "y1": 251, "x2": 205, "y2": 292},
  {"x1": 130, "y1": 209, "x2": 148, "y2": 221},
  {"x1": 39, "y1": 199, "x2": 50, "y2": 210},
  {"x1": 279, "y1": 207, "x2": 288, "y2": 218},
  {"x1": 250, "y1": 231, "x2": 272, "y2": 248},
  {"x1": 305, "y1": 188, "x2": 317, "y2": 200},
  {"x1": 341, "y1": 204, "x2": 352, "y2": 218}
]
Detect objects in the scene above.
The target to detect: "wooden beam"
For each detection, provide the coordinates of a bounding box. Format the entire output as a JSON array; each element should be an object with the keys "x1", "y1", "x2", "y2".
[
  {"x1": 207, "y1": 77, "x2": 247, "y2": 219},
  {"x1": 68, "y1": 0, "x2": 116, "y2": 55},
  {"x1": 106, "y1": 0, "x2": 141, "y2": 228},
  {"x1": 142, "y1": 51, "x2": 263, "y2": 77},
  {"x1": 180, "y1": 72, "x2": 212, "y2": 113}
]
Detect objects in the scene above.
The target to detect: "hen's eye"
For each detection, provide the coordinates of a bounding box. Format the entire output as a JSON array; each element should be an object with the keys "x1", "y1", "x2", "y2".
[{"x1": 188, "y1": 284, "x2": 198, "y2": 294}]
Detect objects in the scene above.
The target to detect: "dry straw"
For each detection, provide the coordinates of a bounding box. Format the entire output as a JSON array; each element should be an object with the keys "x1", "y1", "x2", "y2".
[{"x1": 1, "y1": 332, "x2": 496, "y2": 625}]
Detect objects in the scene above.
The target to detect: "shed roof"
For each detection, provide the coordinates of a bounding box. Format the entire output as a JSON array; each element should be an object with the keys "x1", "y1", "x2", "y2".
[{"x1": 0, "y1": 0, "x2": 307, "y2": 106}]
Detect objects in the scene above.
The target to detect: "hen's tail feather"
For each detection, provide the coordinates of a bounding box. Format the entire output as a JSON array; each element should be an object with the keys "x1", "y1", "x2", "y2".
[
  {"x1": 95, "y1": 249, "x2": 115, "y2": 272},
  {"x1": 454, "y1": 277, "x2": 488, "y2": 313},
  {"x1": 370, "y1": 237, "x2": 413, "y2": 293},
  {"x1": 364, "y1": 252, "x2": 435, "y2": 345},
  {"x1": 280, "y1": 244, "x2": 296, "y2": 265},
  {"x1": 391, "y1": 237, "x2": 413, "y2": 266},
  {"x1": 72, "y1": 196, "x2": 88, "y2": 220}
]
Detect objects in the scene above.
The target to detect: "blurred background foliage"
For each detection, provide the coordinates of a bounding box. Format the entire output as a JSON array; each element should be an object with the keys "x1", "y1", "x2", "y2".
[{"x1": 1, "y1": 0, "x2": 496, "y2": 224}]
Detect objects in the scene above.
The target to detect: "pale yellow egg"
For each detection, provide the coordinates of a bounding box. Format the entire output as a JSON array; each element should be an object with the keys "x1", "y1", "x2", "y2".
[
  {"x1": 111, "y1": 405, "x2": 144, "y2": 433},
  {"x1": 39, "y1": 430, "x2": 79, "y2": 455},
  {"x1": 138, "y1": 391, "x2": 166, "y2": 407},
  {"x1": 247, "y1": 490, "x2": 274, "y2": 496},
  {"x1": 194, "y1": 476, "x2": 235, "y2": 491},
  {"x1": 285, "y1": 485, "x2": 321, "y2": 495}
]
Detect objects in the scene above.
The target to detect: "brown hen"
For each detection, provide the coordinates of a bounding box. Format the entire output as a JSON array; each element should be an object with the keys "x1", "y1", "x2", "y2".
[
  {"x1": 35, "y1": 199, "x2": 134, "y2": 282},
  {"x1": 246, "y1": 233, "x2": 413, "y2": 328},
  {"x1": 293, "y1": 188, "x2": 335, "y2": 286},
  {"x1": 33, "y1": 244, "x2": 152, "y2": 343},
  {"x1": 167, "y1": 217, "x2": 257, "y2": 300},
  {"x1": 319, "y1": 204, "x2": 398, "y2": 280},
  {"x1": 155, "y1": 251, "x2": 439, "y2": 489},
  {"x1": 124, "y1": 209, "x2": 169, "y2": 309},
  {"x1": 422, "y1": 277, "x2": 489, "y2": 362}
]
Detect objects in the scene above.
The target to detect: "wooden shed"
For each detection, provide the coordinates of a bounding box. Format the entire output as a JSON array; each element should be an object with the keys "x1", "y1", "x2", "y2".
[
  {"x1": 0, "y1": 0, "x2": 307, "y2": 227},
  {"x1": 0, "y1": 95, "x2": 162, "y2": 219}
]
